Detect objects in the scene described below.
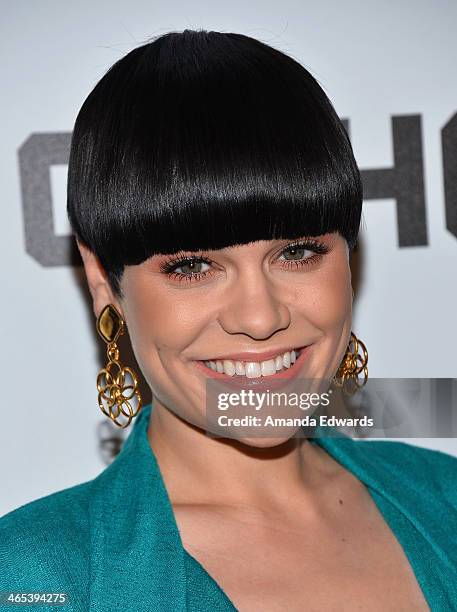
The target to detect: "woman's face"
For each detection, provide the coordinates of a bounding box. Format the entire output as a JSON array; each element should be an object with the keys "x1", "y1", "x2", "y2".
[{"x1": 109, "y1": 231, "x2": 353, "y2": 441}]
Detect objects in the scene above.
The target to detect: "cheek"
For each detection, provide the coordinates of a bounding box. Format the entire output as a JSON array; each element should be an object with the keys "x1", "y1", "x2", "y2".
[
  {"x1": 284, "y1": 272, "x2": 350, "y2": 384},
  {"x1": 120, "y1": 272, "x2": 209, "y2": 362},
  {"x1": 296, "y1": 258, "x2": 352, "y2": 334},
  {"x1": 153, "y1": 297, "x2": 208, "y2": 353},
  {"x1": 319, "y1": 269, "x2": 351, "y2": 329}
]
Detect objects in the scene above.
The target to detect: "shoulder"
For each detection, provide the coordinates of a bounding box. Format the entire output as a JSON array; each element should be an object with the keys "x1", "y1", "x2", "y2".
[
  {"x1": 353, "y1": 438, "x2": 457, "y2": 500},
  {"x1": 355, "y1": 437, "x2": 457, "y2": 470},
  {"x1": 0, "y1": 479, "x2": 93, "y2": 609}
]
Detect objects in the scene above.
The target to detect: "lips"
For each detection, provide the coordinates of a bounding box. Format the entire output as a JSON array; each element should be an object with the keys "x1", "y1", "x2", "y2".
[
  {"x1": 203, "y1": 348, "x2": 301, "y2": 378},
  {"x1": 202, "y1": 346, "x2": 303, "y2": 362},
  {"x1": 193, "y1": 345, "x2": 313, "y2": 391}
]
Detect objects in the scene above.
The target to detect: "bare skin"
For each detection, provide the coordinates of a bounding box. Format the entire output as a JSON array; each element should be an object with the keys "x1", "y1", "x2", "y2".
[
  {"x1": 78, "y1": 232, "x2": 429, "y2": 611},
  {"x1": 171, "y1": 444, "x2": 429, "y2": 611}
]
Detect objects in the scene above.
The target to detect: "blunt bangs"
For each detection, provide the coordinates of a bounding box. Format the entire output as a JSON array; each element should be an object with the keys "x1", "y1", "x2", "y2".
[{"x1": 67, "y1": 29, "x2": 362, "y2": 297}]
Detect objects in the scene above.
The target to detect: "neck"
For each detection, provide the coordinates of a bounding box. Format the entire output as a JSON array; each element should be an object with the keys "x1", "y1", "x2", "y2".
[{"x1": 147, "y1": 399, "x2": 341, "y2": 520}]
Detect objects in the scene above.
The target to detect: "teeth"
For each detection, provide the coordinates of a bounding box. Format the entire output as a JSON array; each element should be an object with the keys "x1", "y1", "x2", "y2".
[
  {"x1": 245, "y1": 362, "x2": 261, "y2": 378},
  {"x1": 235, "y1": 361, "x2": 246, "y2": 375},
  {"x1": 222, "y1": 360, "x2": 236, "y2": 376},
  {"x1": 203, "y1": 350, "x2": 301, "y2": 378},
  {"x1": 261, "y1": 359, "x2": 276, "y2": 377}
]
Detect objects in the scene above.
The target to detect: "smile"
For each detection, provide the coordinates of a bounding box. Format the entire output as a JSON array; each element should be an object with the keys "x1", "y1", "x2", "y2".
[{"x1": 194, "y1": 346, "x2": 312, "y2": 380}]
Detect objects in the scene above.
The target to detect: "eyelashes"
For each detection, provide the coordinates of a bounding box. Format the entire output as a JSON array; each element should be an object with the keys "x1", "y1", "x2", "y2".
[
  {"x1": 159, "y1": 253, "x2": 212, "y2": 282},
  {"x1": 159, "y1": 239, "x2": 330, "y2": 284}
]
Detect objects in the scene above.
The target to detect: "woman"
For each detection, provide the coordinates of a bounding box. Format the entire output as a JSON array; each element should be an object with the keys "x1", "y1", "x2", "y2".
[{"x1": 1, "y1": 29, "x2": 456, "y2": 612}]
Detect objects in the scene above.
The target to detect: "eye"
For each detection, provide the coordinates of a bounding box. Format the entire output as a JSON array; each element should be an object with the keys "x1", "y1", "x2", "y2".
[
  {"x1": 159, "y1": 255, "x2": 213, "y2": 283},
  {"x1": 159, "y1": 238, "x2": 330, "y2": 284},
  {"x1": 277, "y1": 239, "x2": 330, "y2": 269},
  {"x1": 173, "y1": 259, "x2": 211, "y2": 275},
  {"x1": 279, "y1": 245, "x2": 309, "y2": 261}
]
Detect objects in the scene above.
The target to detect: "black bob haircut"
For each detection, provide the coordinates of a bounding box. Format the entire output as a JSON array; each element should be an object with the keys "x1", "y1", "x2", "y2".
[{"x1": 67, "y1": 29, "x2": 362, "y2": 299}]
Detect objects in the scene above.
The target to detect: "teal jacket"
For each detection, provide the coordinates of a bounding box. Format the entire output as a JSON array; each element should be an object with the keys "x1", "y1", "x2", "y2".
[{"x1": 1, "y1": 402, "x2": 457, "y2": 611}]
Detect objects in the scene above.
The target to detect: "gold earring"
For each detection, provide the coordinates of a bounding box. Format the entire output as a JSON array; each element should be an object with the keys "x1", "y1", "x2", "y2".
[
  {"x1": 332, "y1": 331, "x2": 368, "y2": 396},
  {"x1": 96, "y1": 304, "x2": 143, "y2": 428}
]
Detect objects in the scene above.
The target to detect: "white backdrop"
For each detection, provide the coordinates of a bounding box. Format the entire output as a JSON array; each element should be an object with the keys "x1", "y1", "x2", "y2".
[{"x1": 1, "y1": 0, "x2": 456, "y2": 516}]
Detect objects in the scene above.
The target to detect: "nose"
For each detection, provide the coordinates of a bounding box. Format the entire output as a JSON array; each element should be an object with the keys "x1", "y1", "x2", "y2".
[{"x1": 217, "y1": 269, "x2": 291, "y2": 340}]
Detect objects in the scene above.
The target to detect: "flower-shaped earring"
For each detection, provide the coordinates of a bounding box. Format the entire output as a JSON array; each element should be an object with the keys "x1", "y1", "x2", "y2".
[
  {"x1": 96, "y1": 304, "x2": 143, "y2": 428},
  {"x1": 332, "y1": 331, "x2": 369, "y2": 396}
]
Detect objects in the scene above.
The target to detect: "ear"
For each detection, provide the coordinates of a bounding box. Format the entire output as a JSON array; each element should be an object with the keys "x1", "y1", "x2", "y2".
[{"x1": 76, "y1": 239, "x2": 124, "y2": 320}]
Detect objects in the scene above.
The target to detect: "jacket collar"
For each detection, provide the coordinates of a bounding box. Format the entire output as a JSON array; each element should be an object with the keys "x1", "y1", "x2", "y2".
[
  {"x1": 88, "y1": 403, "x2": 189, "y2": 611},
  {"x1": 314, "y1": 427, "x2": 457, "y2": 606}
]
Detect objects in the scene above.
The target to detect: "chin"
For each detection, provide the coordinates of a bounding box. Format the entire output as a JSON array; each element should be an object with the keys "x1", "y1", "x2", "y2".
[
  {"x1": 236, "y1": 436, "x2": 297, "y2": 449},
  {"x1": 205, "y1": 424, "x2": 301, "y2": 449}
]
